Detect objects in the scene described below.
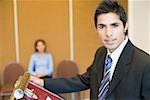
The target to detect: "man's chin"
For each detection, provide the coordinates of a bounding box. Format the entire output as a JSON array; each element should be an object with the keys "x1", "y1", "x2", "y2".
[{"x1": 105, "y1": 46, "x2": 115, "y2": 52}]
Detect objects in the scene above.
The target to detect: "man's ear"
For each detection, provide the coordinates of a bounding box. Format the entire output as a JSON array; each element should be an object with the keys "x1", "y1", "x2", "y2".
[{"x1": 124, "y1": 22, "x2": 128, "y2": 33}]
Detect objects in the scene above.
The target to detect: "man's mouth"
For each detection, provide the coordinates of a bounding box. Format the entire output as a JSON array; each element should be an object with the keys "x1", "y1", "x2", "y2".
[{"x1": 104, "y1": 39, "x2": 116, "y2": 45}]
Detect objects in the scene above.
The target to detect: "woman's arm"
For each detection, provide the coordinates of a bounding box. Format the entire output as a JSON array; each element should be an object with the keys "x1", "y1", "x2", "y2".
[{"x1": 28, "y1": 54, "x2": 37, "y2": 76}]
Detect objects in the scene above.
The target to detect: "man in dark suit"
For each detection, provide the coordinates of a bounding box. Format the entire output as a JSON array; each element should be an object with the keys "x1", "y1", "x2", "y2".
[{"x1": 30, "y1": 0, "x2": 150, "y2": 99}]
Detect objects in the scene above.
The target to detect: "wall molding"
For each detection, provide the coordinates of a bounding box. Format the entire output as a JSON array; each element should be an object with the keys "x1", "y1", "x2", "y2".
[{"x1": 13, "y1": 0, "x2": 19, "y2": 62}]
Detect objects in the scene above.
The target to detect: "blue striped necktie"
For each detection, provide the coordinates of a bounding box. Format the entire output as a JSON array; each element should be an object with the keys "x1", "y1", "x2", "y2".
[{"x1": 98, "y1": 55, "x2": 112, "y2": 100}]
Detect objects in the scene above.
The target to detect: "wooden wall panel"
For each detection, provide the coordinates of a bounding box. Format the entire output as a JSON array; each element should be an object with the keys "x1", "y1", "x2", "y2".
[
  {"x1": 0, "y1": 1, "x2": 2, "y2": 83},
  {"x1": 0, "y1": 1, "x2": 2, "y2": 72},
  {"x1": 73, "y1": 0, "x2": 102, "y2": 98},
  {"x1": 0, "y1": 0, "x2": 16, "y2": 82},
  {"x1": 119, "y1": 0, "x2": 128, "y2": 17},
  {"x1": 73, "y1": 0, "x2": 101, "y2": 74}
]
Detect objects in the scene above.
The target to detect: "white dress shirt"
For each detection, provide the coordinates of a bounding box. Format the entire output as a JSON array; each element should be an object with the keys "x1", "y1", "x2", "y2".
[{"x1": 107, "y1": 37, "x2": 128, "y2": 80}]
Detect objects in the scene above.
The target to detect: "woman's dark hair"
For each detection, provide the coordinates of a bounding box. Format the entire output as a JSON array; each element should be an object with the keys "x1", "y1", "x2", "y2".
[
  {"x1": 94, "y1": 0, "x2": 128, "y2": 35},
  {"x1": 34, "y1": 39, "x2": 47, "y2": 52}
]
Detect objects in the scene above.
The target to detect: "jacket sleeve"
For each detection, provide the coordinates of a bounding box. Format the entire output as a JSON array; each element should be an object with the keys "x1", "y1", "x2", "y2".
[
  {"x1": 43, "y1": 47, "x2": 104, "y2": 94},
  {"x1": 141, "y1": 63, "x2": 150, "y2": 99},
  {"x1": 44, "y1": 67, "x2": 92, "y2": 94}
]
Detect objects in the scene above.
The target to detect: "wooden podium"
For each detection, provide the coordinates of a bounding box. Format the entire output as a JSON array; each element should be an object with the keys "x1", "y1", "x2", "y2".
[{"x1": 10, "y1": 72, "x2": 64, "y2": 100}]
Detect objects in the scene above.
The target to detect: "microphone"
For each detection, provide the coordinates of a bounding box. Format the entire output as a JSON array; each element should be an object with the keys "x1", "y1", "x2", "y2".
[
  {"x1": 13, "y1": 72, "x2": 31, "y2": 99},
  {"x1": 10, "y1": 76, "x2": 23, "y2": 100}
]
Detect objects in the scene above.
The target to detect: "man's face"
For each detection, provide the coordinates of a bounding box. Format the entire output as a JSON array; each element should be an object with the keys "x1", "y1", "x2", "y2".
[{"x1": 96, "y1": 12, "x2": 127, "y2": 53}]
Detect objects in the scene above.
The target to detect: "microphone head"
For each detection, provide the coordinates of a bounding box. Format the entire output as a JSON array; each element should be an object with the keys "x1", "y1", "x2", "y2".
[
  {"x1": 10, "y1": 76, "x2": 23, "y2": 100},
  {"x1": 14, "y1": 89, "x2": 24, "y2": 99},
  {"x1": 14, "y1": 76, "x2": 23, "y2": 89},
  {"x1": 19, "y1": 72, "x2": 31, "y2": 91}
]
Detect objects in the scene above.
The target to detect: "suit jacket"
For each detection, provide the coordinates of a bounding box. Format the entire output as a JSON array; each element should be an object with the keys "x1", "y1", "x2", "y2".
[{"x1": 44, "y1": 40, "x2": 150, "y2": 100}]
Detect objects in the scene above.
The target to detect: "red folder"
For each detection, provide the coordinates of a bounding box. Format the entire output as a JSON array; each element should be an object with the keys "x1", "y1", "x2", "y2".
[{"x1": 25, "y1": 81, "x2": 64, "y2": 100}]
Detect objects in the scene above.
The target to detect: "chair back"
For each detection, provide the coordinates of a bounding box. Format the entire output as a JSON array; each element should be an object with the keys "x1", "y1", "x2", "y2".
[
  {"x1": 1, "y1": 61, "x2": 25, "y2": 85},
  {"x1": 56, "y1": 60, "x2": 79, "y2": 78},
  {"x1": 56, "y1": 60, "x2": 81, "y2": 100}
]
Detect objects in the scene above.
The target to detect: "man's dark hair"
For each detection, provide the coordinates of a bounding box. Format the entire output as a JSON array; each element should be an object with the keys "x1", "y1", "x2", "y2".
[{"x1": 94, "y1": 0, "x2": 128, "y2": 35}]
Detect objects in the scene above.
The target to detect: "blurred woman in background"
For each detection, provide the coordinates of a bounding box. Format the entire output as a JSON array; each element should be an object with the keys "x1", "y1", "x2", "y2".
[{"x1": 28, "y1": 39, "x2": 53, "y2": 78}]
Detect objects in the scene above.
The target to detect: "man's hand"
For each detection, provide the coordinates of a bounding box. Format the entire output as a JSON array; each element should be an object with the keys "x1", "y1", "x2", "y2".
[{"x1": 30, "y1": 76, "x2": 44, "y2": 87}]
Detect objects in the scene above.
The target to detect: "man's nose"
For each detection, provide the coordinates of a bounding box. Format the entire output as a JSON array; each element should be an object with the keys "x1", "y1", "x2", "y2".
[{"x1": 106, "y1": 28, "x2": 112, "y2": 37}]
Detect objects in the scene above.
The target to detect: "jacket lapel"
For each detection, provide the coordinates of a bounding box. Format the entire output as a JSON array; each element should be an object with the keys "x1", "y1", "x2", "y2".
[
  {"x1": 106, "y1": 40, "x2": 134, "y2": 97},
  {"x1": 97, "y1": 50, "x2": 107, "y2": 86}
]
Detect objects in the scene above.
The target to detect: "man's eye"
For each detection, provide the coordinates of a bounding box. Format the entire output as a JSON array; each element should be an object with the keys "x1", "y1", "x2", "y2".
[
  {"x1": 98, "y1": 25, "x2": 105, "y2": 29},
  {"x1": 112, "y1": 24, "x2": 118, "y2": 27}
]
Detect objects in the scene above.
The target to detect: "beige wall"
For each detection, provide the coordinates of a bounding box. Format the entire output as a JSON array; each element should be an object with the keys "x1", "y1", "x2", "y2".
[{"x1": 129, "y1": 0, "x2": 150, "y2": 54}]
